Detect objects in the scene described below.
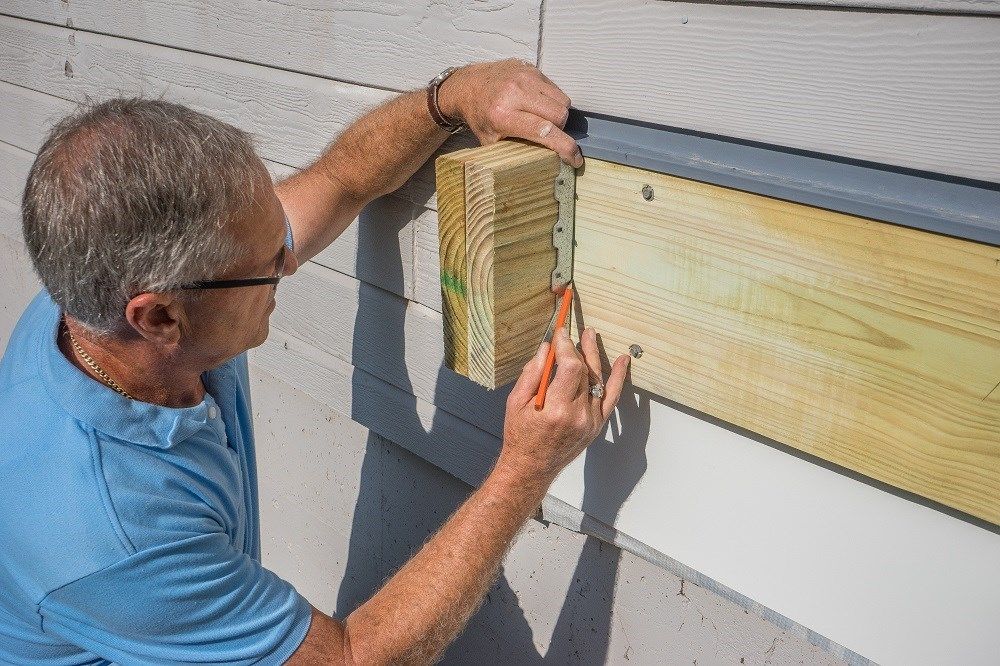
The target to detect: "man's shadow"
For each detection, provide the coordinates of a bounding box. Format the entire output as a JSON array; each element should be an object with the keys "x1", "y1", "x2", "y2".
[{"x1": 337, "y1": 192, "x2": 649, "y2": 662}]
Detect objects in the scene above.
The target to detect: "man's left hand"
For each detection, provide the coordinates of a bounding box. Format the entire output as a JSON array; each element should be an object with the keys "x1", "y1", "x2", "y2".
[{"x1": 438, "y1": 59, "x2": 583, "y2": 168}]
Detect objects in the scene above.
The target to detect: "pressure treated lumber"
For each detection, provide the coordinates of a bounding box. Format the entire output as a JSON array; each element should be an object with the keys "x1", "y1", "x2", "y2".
[
  {"x1": 434, "y1": 141, "x2": 563, "y2": 388},
  {"x1": 463, "y1": 141, "x2": 561, "y2": 388},
  {"x1": 434, "y1": 148, "x2": 478, "y2": 375},
  {"x1": 571, "y1": 159, "x2": 1000, "y2": 524}
]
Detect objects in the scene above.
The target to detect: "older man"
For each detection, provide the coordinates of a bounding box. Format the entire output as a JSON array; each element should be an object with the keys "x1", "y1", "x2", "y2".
[{"x1": 0, "y1": 60, "x2": 630, "y2": 664}]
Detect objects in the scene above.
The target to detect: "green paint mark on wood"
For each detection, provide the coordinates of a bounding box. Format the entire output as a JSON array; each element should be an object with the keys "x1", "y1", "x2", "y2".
[{"x1": 441, "y1": 271, "x2": 467, "y2": 296}]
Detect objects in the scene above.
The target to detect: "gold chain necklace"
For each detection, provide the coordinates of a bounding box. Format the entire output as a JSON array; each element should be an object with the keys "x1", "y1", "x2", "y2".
[{"x1": 67, "y1": 328, "x2": 135, "y2": 400}]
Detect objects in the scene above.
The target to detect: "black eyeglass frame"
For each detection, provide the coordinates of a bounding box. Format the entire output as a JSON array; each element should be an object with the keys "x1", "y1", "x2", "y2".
[{"x1": 180, "y1": 216, "x2": 293, "y2": 291}]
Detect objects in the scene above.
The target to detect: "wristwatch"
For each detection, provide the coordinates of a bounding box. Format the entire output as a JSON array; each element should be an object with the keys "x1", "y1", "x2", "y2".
[{"x1": 427, "y1": 67, "x2": 466, "y2": 134}]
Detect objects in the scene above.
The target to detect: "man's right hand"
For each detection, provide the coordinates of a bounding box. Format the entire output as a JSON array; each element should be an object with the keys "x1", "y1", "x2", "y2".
[{"x1": 496, "y1": 326, "x2": 631, "y2": 488}]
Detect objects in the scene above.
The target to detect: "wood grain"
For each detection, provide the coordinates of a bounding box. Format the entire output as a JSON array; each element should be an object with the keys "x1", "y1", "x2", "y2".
[
  {"x1": 434, "y1": 149, "x2": 478, "y2": 375},
  {"x1": 540, "y1": 0, "x2": 1000, "y2": 181},
  {"x1": 572, "y1": 158, "x2": 1000, "y2": 523},
  {"x1": 2, "y1": 0, "x2": 540, "y2": 91},
  {"x1": 463, "y1": 141, "x2": 560, "y2": 389}
]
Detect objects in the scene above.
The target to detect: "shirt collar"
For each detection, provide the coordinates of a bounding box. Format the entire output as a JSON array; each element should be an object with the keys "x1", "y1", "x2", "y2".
[{"x1": 35, "y1": 292, "x2": 233, "y2": 449}]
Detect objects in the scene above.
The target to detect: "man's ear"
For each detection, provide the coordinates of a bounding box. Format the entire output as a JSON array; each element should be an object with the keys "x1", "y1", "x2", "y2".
[{"x1": 124, "y1": 293, "x2": 187, "y2": 346}]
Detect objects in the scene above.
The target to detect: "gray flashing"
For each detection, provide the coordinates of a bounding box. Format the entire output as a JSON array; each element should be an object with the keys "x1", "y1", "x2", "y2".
[{"x1": 567, "y1": 111, "x2": 1000, "y2": 247}]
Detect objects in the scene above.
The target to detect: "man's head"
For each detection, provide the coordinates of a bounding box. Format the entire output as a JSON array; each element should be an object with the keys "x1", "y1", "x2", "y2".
[{"x1": 22, "y1": 98, "x2": 296, "y2": 368}]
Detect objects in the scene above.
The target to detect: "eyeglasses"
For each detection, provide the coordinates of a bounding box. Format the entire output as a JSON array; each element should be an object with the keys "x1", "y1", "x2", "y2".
[{"x1": 181, "y1": 215, "x2": 294, "y2": 292}]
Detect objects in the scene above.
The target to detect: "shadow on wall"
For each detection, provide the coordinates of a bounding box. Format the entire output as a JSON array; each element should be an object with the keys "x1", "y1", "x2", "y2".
[{"x1": 339, "y1": 196, "x2": 652, "y2": 662}]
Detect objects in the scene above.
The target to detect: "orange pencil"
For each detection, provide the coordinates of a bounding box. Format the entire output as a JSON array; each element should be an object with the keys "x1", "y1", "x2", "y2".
[{"x1": 534, "y1": 283, "x2": 574, "y2": 410}]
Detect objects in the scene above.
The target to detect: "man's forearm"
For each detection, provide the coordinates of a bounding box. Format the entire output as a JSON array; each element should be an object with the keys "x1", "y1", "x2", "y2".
[
  {"x1": 276, "y1": 88, "x2": 451, "y2": 263},
  {"x1": 342, "y1": 462, "x2": 551, "y2": 663},
  {"x1": 276, "y1": 60, "x2": 581, "y2": 266}
]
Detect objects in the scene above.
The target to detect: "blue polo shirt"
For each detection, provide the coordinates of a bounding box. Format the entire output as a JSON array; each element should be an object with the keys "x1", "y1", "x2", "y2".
[{"x1": 0, "y1": 292, "x2": 312, "y2": 664}]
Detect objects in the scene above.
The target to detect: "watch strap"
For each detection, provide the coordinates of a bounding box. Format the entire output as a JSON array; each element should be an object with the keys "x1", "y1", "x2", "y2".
[{"x1": 427, "y1": 67, "x2": 466, "y2": 134}]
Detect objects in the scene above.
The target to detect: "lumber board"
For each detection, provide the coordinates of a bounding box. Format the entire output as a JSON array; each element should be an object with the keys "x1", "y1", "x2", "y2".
[
  {"x1": 540, "y1": 0, "x2": 1000, "y2": 182},
  {"x1": 463, "y1": 142, "x2": 561, "y2": 388},
  {"x1": 1, "y1": 1, "x2": 541, "y2": 91},
  {"x1": 571, "y1": 158, "x2": 1000, "y2": 524},
  {"x1": 434, "y1": 148, "x2": 478, "y2": 375}
]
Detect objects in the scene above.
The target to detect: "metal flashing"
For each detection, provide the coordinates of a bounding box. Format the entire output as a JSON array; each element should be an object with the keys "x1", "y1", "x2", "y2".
[{"x1": 567, "y1": 111, "x2": 1000, "y2": 247}]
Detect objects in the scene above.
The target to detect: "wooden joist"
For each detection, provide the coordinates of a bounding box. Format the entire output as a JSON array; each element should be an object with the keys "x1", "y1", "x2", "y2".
[
  {"x1": 435, "y1": 143, "x2": 1000, "y2": 524},
  {"x1": 435, "y1": 141, "x2": 561, "y2": 388}
]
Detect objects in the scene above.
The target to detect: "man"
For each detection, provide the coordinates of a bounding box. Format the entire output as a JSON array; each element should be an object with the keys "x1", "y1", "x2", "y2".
[{"x1": 0, "y1": 60, "x2": 630, "y2": 664}]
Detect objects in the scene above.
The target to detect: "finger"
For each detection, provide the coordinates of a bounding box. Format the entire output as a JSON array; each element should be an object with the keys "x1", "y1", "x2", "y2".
[
  {"x1": 509, "y1": 341, "x2": 550, "y2": 406},
  {"x1": 578, "y1": 327, "x2": 603, "y2": 393},
  {"x1": 601, "y1": 354, "x2": 632, "y2": 420},
  {"x1": 523, "y1": 90, "x2": 570, "y2": 129},
  {"x1": 506, "y1": 111, "x2": 582, "y2": 167},
  {"x1": 549, "y1": 327, "x2": 587, "y2": 400},
  {"x1": 531, "y1": 70, "x2": 572, "y2": 107}
]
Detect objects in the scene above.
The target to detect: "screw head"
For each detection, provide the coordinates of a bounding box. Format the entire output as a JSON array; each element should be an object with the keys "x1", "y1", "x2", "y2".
[
  {"x1": 641, "y1": 185, "x2": 654, "y2": 201},
  {"x1": 629, "y1": 344, "x2": 643, "y2": 358}
]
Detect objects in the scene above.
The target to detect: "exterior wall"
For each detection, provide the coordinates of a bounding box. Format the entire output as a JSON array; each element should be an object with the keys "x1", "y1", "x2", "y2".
[
  {"x1": 0, "y1": 2, "x2": 997, "y2": 664},
  {"x1": 540, "y1": 0, "x2": 1000, "y2": 182},
  {"x1": 251, "y1": 366, "x2": 840, "y2": 664}
]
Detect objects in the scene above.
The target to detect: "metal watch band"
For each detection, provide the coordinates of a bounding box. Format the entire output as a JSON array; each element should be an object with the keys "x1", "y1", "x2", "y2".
[{"x1": 427, "y1": 67, "x2": 466, "y2": 134}]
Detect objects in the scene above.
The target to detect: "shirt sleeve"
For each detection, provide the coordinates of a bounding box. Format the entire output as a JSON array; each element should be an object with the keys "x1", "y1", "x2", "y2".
[{"x1": 37, "y1": 532, "x2": 313, "y2": 665}]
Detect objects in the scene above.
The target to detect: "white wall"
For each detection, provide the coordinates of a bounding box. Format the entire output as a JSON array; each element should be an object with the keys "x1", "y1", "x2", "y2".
[{"x1": 2, "y1": 2, "x2": 998, "y2": 664}]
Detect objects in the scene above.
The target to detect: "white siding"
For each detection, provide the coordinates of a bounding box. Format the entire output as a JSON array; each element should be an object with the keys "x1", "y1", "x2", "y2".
[
  {"x1": 252, "y1": 366, "x2": 842, "y2": 664},
  {"x1": 540, "y1": 0, "x2": 1000, "y2": 181},
  {"x1": 734, "y1": 0, "x2": 1000, "y2": 12},
  {"x1": 1, "y1": 0, "x2": 542, "y2": 90}
]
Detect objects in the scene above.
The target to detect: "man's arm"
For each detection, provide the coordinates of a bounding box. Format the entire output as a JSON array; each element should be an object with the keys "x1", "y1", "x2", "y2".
[
  {"x1": 275, "y1": 59, "x2": 583, "y2": 264},
  {"x1": 287, "y1": 327, "x2": 630, "y2": 664}
]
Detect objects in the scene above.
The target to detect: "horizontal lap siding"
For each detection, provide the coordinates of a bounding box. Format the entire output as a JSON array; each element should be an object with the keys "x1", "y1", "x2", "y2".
[
  {"x1": 0, "y1": 0, "x2": 541, "y2": 90},
  {"x1": 540, "y1": 0, "x2": 1000, "y2": 182},
  {"x1": 723, "y1": 0, "x2": 1000, "y2": 12}
]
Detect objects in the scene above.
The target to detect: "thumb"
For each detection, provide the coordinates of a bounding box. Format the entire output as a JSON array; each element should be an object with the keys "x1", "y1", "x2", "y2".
[{"x1": 509, "y1": 342, "x2": 550, "y2": 406}]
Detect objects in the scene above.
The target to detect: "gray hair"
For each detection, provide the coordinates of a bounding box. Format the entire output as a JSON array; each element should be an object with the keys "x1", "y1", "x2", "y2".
[{"x1": 22, "y1": 97, "x2": 262, "y2": 333}]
